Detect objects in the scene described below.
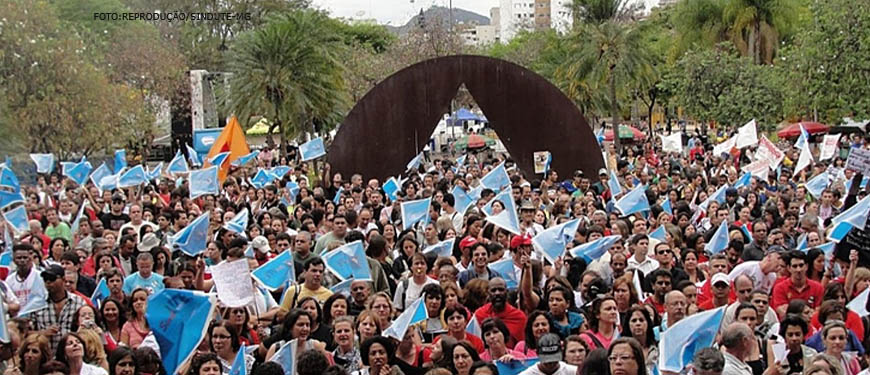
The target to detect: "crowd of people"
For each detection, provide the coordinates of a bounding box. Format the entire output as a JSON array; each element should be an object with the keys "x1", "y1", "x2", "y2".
[{"x1": 0, "y1": 126, "x2": 868, "y2": 375}]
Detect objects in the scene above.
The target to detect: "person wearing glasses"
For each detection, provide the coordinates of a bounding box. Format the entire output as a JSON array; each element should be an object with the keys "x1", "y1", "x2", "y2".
[
  {"x1": 608, "y1": 337, "x2": 647, "y2": 375},
  {"x1": 31, "y1": 265, "x2": 88, "y2": 352},
  {"x1": 207, "y1": 320, "x2": 254, "y2": 374}
]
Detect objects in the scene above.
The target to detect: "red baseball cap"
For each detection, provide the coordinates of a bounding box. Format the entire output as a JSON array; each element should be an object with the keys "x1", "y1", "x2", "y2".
[
  {"x1": 459, "y1": 236, "x2": 478, "y2": 249},
  {"x1": 510, "y1": 233, "x2": 533, "y2": 249}
]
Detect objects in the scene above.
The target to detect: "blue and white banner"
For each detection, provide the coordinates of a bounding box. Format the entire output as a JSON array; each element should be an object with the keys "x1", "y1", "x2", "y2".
[
  {"x1": 658, "y1": 307, "x2": 725, "y2": 373},
  {"x1": 29, "y1": 153, "x2": 55, "y2": 174},
  {"x1": 299, "y1": 138, "x2": 326, "y2": 162},
  {"x1": 614, "y1": 184, "x2": 650, "y2": 216},
  {"x1": 401, "y1": 198, "x2": 431, "y2": 231},
  {"x1": 323, "y1": 241, "x2": 372, "y2": 281},
  {"x1": 382, "y1": 298, "x2": 428, "y2": 340},
  {"x1": 189, "y1": 166, "x2": 219, "y2": 199},
  {"x1": 167, "y1": 150, "x2": 189, "y2": 174},
  {"x1": 569, "y1": 235, "x2": 623, "y2": 264},
  {"x1": 705, "y1": 221, "x2": 730, "y2": 254},
  {"x1": 168, "y1": 212, "x2": 210, "y2": 256},
  {"x1": 145, "y1": 289, "x2": 216, "y2": 375},
  {"x1": 532, "y1": 218, "x2": 580, "y2": 264},
  {"x1": 251, "y1": 250, "x2": 295, "y2": 291},
  {"x1": 423, "y1": 238, "x2": 455, "y2": 258},
  {"x1": 480, "y1": 162, "x2": 510, "y2": 191},
  {"x1": 223, "y1": 208, "x2": 249, "y2": 234}
]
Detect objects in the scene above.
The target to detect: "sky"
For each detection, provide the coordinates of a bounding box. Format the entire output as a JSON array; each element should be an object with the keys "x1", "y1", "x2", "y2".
[{"x1": 311, "y1": 0, "x2": 660, "y2": 26}]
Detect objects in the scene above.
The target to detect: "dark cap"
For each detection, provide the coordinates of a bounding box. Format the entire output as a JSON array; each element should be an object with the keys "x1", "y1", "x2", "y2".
[
  {"x1": 726, "y1": 187, "x2": 738, "y2": 196},
  {"x1": 111, "y1": 193, "x2": 125, "y2": 202},
  {"x1": 41, "y1": 264, "x2": 65, "y2": 280},
  {"x1": 537, "y1": 333, "x2": 562, "y2": 363}
]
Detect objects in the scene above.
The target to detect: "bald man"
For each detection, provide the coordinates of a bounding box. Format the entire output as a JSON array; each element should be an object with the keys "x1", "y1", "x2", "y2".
[
  {"x1": 655, "y1": 290, "x2": 688, "y2": 341},
  {"x1": 473, "y1": 278, "x2": 528, "y2": 348},
  {"x1": 721, "y1": 323, "x2": 755, "y2": 375},
  {"x1": 722, "y1": 275, "x2": 778, "y2": 328}
]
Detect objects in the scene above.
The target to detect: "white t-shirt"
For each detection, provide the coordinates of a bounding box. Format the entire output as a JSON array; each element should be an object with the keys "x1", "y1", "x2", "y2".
[
  {"x1": 518, "y1": 362, "x2": 578, "y2": 375},
  {"x1": 5, "y1": 268, "x2": 37, "y2": 308},
  {"x1": 392, "y1": 277, "x2": 439, "y2": 311},
  {"x1": 728, "y1": 261, "x2": 777, "y2": 294},
  {"x1": 81, "y1": 363, "x2": 108, "y2": 375}
]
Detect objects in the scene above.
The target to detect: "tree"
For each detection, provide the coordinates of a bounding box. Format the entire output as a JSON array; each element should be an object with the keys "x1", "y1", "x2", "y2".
[
  {"x1": 672, "y1": 46, "x2": 784, "y2": 130},
  {"x1": 779, "y1": 0, "x2": 870, "y2": 124},
  {"x1": 224, "y1": 10, "x2": 349, "y2": 148},
  {"x1": 559, "y1": 0, "x2": 655, "y2": 151}
]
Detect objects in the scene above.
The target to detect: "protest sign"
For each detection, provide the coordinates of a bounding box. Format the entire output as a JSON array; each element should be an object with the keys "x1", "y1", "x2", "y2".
[
  {"x1": 742, "y1": 159, "x2": 770, "y2": 181},
  {"x1": 533, "y1": 151, "x2": 551, "y2": 174},
  {"x1": 211, "y1": 259, "x2": 254, "y2": 307},
  {"x1": 845, "y1": 148, "x2": 870, "y2": 175},
  {"x1": 819, "y1": 134, "x2": 840, "y2": 161},
  {"x1": 756, "y1": 135, "x2": 785, "y2": 170}
]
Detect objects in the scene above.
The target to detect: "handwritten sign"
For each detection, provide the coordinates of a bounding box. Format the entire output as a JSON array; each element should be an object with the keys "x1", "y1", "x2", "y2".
[
  {"x1": 819, "y1": 134, "x2": 841, "y2": 161},
  {"x1": 212, "y1": 259, "x2": 254, "y2": 307},
  {"x1": 756, "y1": 135, "x2": 785, "y2": 170},
  {"x1": 846, "y1": 148, "x2": 870, "y2": 175}
]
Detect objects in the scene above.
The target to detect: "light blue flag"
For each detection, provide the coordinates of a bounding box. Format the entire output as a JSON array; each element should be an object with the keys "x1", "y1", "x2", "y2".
[
  {"x1": 658, "y1": 306, "x2": 726, "y2": 373},
  {"x1": 145, "y1": 289, "x2": 216, "y2": 375},
  {"x1": 0, "y1": 251, "x2": 11, "y2": 267},
  {"x1": 481, "y1": 162, "x2": 510, "y2": 190},
  {"x1": 705, "y1": 221, "x2": 730, "y2": 254},
  {"x1": 332, "y1": 186, "x2": 344, "y2": 205},
  {"x1": 496, "y1": 359, "x2": 541, "y2": 375},
  {"x1": 827, "y1": 221, "x2": 852, "y2": 243},
  {"x1": 614, "y1": 184, "x2": 650, "y2": 216},
  {"x1": 382, "y1": 297, "x2": 428, "y2": 339},
  {"x1": 251, "y1": 250, "x2": 295, "y2": 291},
  {"x1": 741, "y1": 224, "x2": 754, "y2": 243},
  {"x1": 207, "y1": 152, "x2": 230, "y2": 167},
  {"x1": 250, "y1": 169, "x2": 277, "y2": 189},
  {"x1": 0, "y1": 167, "x2": 21, "y2": 193},
  {"x1": 794, "y1": 125, "x2": 810, "y2": 150},
  {"x1": 456, "y1": 154, "x2": 467, "y2": 166},
  {"x1": 147, "y1": 163, "x2": 163, "y2": 181},
  {"x1": 70, "y1": 201, "x2": 87, "y2": 235},
  {"x1": 3, "y1": 226, "x2": 12, "y2": 253},
  {"x1": 18, "y1": 275, "x2": 48, "y2": 316},
  {"x1": 423, "y1": 238, "x2": 456, "y2": 258},
  {"x1": 186, "y1": 144, "x2": 202, "y2": 167},
  {"x1": 699, "y1": 185, "x2": 728, "y2": 210},
  {"x1": 608, "y1": 170, "x2": 623, "y2": 196},
  {"x1": 189, "y1": 166, "x2": 219, "y2": 199},
  {"x1": 231, "y1": 150, "x2": 260, "y2": 167},
  {"x1": 29, "y1": 154, "x2": 55, "y2": 174},
  {"x1": 90, "y1": 278, "x2": 111, "y2": 308},
  {"x1": 299, "y1": 138, "x2": 326, "y2": 161},
  {"x1": 89, "y1": 163, "x2": 111, "y2": 189},
  {"x1": 0, "y1": 294, "x2": 8, "y2": 343},
  {"x1": 330, "y1": 279, "x2": 353, "y2": 297},
  {"x1": 269, "y1": 339, "x2": 298, "y2": 375},
  {"x1": 733, "y1": 172, "x2": 751, "y2": 189},
  {"x1": 488, "y1": 258, "x2": 518, "y2": 289},
  {"x1": 99, "y1": 173, "x2": 120, "y2": 192},
  {"x1": 847, "y1": 287, "x2": 869, "y2": 318},
  {"x1": 114, "y1": 150, "x2": 127, "y2": 174},
  {"x1": 229, "y1": 345, "x2": 247, "y2": 375},
  {"x1": 383, "y1": 177, "x2": 400, "y2": 202},
  {"x1": 831, "y1": 194, "x2": 870, "y2": 229},
  {"x1": 285, "y1": 181, "x2": 300, "y2": 201},
  {"x1": 118, "y1": 165, "x2": 147, "y2": 188},
  {"x1": 167, "y1": 150, "x2": 189, "y2": 174},
  {"x1": 64, "y1": 159, "x2": 93, "y2": 186},
  {"x1": 244, "y1": 245, "x2": 255, "y2": 259},
  {"x1": 466, "y1": 314, "x2": 482, "y2": 337},
  {"x1": 483, "y1": 189, "x2": 513, "y2": 216},
  {"x1": 223, "y1": 208, "x2": 249, "y2": 234},
  {"x1": 0, "y1": 190, "x2": 24, "y2": 210},
  {"x1": 596, "y1": 127, "x2": 605, "y2": 145},
  {"x1": 817, "y1": 242, "x2": 835, "y2": 256},
  {"x1": 532, "y1": 218, "x2": 580, "y2": 264},
  {"x1": 796, "y1": 234, "x2": 808, "y2": 251},
  {"x1": 401, "y1": 198, "x2": 431, "y2": 231},
  {"x1": 661, "y1": 197, "x2": 673, "y2": 215},
  {"x1": 168, "y1": 212, "x2": 210, "y2": 256},
  {"x1": 468, "y1": 185, "x2": 484, "y2": 200},
  {"x1": 806, "y1": 172, "x2": 830, "y2": 199},
  {"x1": 269, "y1": 166, "x2": 291, "y2": 180},
  {"x1": 569, "y1": 235, "x2": 623, "y2": 264},
  {"x1": 406, "y1": 152, "x2": 424, "y2": 171},
  {"x1": 484, "y1": 193, "x2": 521, "y2": 235},
  {"x1": 2, "y1": 205, "x2": 30, "y2": 235},
  {"x1": 649, "y1": 226, "x2": 667, "y2": 242},
  {"x1": 451, "y1": 185, "x2": 475, "y2": 215},
  {"x1": 323, "y1": 241, "x2": 372, "y2": 281}
]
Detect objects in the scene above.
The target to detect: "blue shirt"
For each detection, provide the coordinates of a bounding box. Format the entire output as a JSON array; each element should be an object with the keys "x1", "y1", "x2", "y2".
[
  {"x1": 550, "y1": 311, "x2": 585, "y2": 337},
  {"x1": 122, "y1": 272, "x2": 164, "y2": 295}
]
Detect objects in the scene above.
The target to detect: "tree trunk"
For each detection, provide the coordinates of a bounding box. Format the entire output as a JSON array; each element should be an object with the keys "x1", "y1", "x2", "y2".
[
  {"x1": 754, "y1": 21, "x2": 762, "y2": 65},
  {"x1": 610, "y1": 70, "x2": 622, "y2": 153}
]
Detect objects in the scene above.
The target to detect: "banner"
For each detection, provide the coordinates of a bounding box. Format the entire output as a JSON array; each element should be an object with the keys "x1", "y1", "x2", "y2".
[
  {"x1": 533, "y1": 151, "x2": 551, "y2": 174},
  {"x1": 846, "y1": 148, "x2": 870, "y2": 175},
  {"x1": 819, "y1": 134, "x2": 841, "y2": 161},
  {"x1": 211, "y1": 259, "x2": 255, "y2": 307},
  {"x1": 735, "y1": 119, "x2": 758, "y2": 149},
  {"x1": 756, "y1": 135, "x2": 785, "y2": 170}
]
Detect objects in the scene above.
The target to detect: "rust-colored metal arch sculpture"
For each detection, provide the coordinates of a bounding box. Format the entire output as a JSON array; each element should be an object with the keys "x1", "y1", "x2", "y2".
[{"x1": 327, "y1": 55, "x2": 604, "y2": 181}]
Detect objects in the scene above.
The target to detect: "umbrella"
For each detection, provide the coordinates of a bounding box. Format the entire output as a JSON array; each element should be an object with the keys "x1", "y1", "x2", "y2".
[
  {"x1": 776, "y1": 122, "x2": 829, "y2": 139},
  {"x1": 830, "y1": 118, "x2": 868, "y2": 134},
  {"x1": 604, "y1": 125, "x2": 646, "y2": 141},
  {"x1": 454, "y1": 134, "x2": 496, "y2": 151}
]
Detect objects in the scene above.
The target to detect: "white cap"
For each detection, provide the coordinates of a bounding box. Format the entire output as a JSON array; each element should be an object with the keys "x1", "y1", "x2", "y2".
[
  {"x1": 251, "y1": 236, "x2": 271, "y2": 253},
  {"x1": 711, "y1": 273, "x2": 730, "y2": 287}
]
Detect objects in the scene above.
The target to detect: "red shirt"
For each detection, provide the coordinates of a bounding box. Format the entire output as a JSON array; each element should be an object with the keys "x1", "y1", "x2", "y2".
[
  {"x1": 644, "y1": 296, "x2": 665, "y2": 315},
  {"x1": 770, "y1": 278, "x2": 824, "y2": 311},
  {"x1": 474, "y1": 303, "x2": 527, "y2": 348}
]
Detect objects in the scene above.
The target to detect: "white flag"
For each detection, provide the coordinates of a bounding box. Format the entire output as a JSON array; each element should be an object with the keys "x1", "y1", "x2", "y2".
[
  {"x1": 819, "y1": 134, "x2": 841, "y2": 161},
  {"x1": 756, "y1": 135, "x2": 785, "y2": 171},
  {"x1": 713, "y1": 136, "x2": 737, "y2": 157},
  {"x1": 795, "y1": 142, "x2": 813, "y2": 174},
  {"x1": 660, "y1": 132, "x2": 683, "y2": 154},
  {"x1": 736, "y1": 119, "x2": 758, "y2": 149}
]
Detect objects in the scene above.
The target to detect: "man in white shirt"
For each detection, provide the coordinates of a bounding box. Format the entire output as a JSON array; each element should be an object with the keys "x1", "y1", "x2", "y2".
[
  {"x1": 627, "y1": 234, "x2": 659, "y2": 276},
  {"x1": 5, "y1": 244, "x2": 38, "y2": 309},
  {"x1": 727, "y1": 250, "x2": 781, "y2": 294},
  {"x1": 117, "y1": 204, "x2": 157, "y2": 243},
  {"x1": 519, "y1": 333, "x2": 578, "y2": 375}
]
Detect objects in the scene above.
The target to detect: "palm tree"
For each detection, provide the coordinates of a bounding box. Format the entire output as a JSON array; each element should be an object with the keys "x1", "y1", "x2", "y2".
[
  {"x1": 224, "y1": 9, "x2": 348, "y2": 149},
  {"x1": 559, "y1": 0, "x2": 654, "y2": 152}
]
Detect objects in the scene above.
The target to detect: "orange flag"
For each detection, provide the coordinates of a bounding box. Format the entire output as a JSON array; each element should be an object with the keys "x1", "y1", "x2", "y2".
[{"x1": 205, "y1": 116, "x2": 251, "y2": 182}]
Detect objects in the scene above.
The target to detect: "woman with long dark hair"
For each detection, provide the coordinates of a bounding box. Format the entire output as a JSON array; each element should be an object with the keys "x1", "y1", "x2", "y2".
[
  {"x1": 514, "y1": 311, "x2": 557, "y2": 356},
  {"x1": 620, "y1": 305, "x2": 658, "y2": 374},
  {"x1": 582, "y1": 296, "x2": 620, "y2": 350},
  {"x1": 120, "y1": 289, "x2": 150, "y2": 349}
]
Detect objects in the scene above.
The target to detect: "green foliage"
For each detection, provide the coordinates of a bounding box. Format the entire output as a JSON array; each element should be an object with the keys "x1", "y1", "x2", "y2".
[
  {"x1": 224, "y1": 9, "x2": 349, "y2": 143},
  {"x1": 671, "y1": 46, "x2": 783, "y2": 129},
  {"x1": 779, "y1": 0, "x2": 870, "y2": 124}
]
